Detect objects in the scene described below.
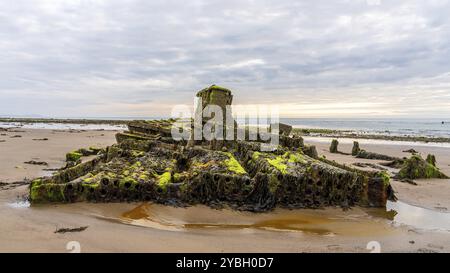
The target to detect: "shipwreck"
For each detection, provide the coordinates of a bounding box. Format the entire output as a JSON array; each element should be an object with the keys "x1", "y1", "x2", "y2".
[{"x1": 30, "y1": 85, "x2": 395, "y2": 211}]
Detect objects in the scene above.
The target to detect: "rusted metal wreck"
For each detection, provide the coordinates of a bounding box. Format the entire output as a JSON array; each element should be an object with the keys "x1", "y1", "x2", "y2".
[{"x1": 30, "y1": 85, "x2": 395, "y2": 211}]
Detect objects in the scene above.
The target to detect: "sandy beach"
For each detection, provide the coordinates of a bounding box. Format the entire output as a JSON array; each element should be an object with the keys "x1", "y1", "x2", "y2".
[{"x1": 1, "y1": 128, "x2": 450, "y2": 253}]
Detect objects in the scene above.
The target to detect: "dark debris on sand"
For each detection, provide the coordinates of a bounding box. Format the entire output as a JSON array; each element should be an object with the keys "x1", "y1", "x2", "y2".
[{"x1": 54, "y1": 226, "x2": 88, "y2": 234}]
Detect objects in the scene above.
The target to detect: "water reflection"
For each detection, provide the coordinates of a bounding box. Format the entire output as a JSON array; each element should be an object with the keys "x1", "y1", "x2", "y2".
[
  {"x1": 119, "y1": 201, "x2": 450, "y2": 234},
  {"x1": 119, "y1": 203, "x2": 397, "y2": 236},
  {"x1": 386, "y1": 201, "x2": 450, "y2": 231}
]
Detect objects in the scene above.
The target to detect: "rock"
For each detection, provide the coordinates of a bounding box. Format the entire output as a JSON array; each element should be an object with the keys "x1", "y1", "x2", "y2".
[
  {"x1": 352, "y1": 141, "x2": 360, "y2": 156},
  {"x1": 397, "y1": 154, "x2": 448, "y2": 179},
  {"x1": 54, "y1": 226, "x2": 88, "y2": 234},
  {"x1": 329, "y1": 139, "x2": 339, "y2": 153},
  {"x1": 379, "y1": 159, "x2": 405, "y2": 169},
  {"x1": 24, "y1": 161, "x2": 48, "y2": 166},
  {"x1": 403, "y1": 149, "x2": 418, "y2": 154},
  {"x1": 352, "y1": 162, "x2": 386, "y2": 171},
  {"x1": 356, "y1": 150, "x2": 399, "y2": 161},
  {"x1": 426, "y1": 154, "x2": 436, "y2": 167},
  {"x1": 66, "y1": 151, "x2": 82, "y2": 162}
]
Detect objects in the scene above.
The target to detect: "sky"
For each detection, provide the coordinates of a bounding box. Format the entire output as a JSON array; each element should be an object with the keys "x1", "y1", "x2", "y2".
[{"x1": 1, "y1": 0, "x2": 450, "y2": 118}]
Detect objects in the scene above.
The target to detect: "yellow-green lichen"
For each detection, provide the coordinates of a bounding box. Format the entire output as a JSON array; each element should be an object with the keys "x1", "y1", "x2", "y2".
[
  {"x1": 157, "y1": 172, "x2": 172, "y2": 190},
  {"x1": 377, "y1": 171, "x2": 391, "y2": 187},
  {"x1": 286, "y1": 152, "x2": 307, "y2": 164},
  {"x1": 66, "y1": 151, "x2": 82, "y2": 162},
  {"x1": 267, "y1": 156, "x2": 288, "y2": 174},
  {"x1": 130, "y1": 150, "x2": 145, "y2": 157},
  {"x1": 173, "y1": 173, "x2": 188, "y2": 183},
  {"x1": 399, "y1": 154, "x2": 448, "y2": 179},
  {"x1": 30, "y1": 180, "x2": 65, "y2": 203},
  {"x1": 252, "y1": 151, "x2": 261, "y2": 160},
  {"x1": 221, "y1": 152, "x2": 247, "y2": 175}
]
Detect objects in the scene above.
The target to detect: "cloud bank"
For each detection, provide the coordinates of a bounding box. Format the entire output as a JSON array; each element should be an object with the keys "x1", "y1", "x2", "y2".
[{"x1": 1, "y1": 0, "x2": 449, "y2": 118}]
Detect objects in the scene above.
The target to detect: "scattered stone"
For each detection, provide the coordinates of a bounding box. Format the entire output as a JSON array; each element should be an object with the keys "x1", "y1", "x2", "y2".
[
  {"x1": 352, "y1": 162, "x2": 387, "y2": 171},
  {"x1": 66, "y1": 151, "x2": 83, "y2": 162},
  {"x1": 352, "y1": 141, "x2": 360, "y2": 156},
  {"x1": 398, "y1": 179, "x2": 418, "y2": 186},
  {"x1": 0, "y1": 140, "x2": 5, "y2": 143},
  {"x1": 329, "y1": 139, "x2": 339, "y2": 153},
  {"x1": 426, "y1": 154, "x2": 436, "y2": 167},
  {"x1": 24, "y1": 160, "x2": 49, "y2": 166},
  {"x1": 0, "y1": 180, "x2": 30, "y2": 190},
  {"x1": 409, "y1": 240, "x2": 415, "y2": 244},
  {"x1": 379, "y1": 159, "x2": 405, "y2": 169},
  {"x1": 397, "y1": 154, "x2": 448, "y2": 179},
  {"x1": 54, "y1": 226, "x2": 88, "y2": 234},
  {"x1": 10, "y1": 135, "x2": 22, "y2": 138},
  {"x1": 42, "y1": 168, "x2": 62, "y2": 172},
  {"x1": 417, "y1": 248, "x2": 438, "y2": 253},
  {"x1": 32, "y1": 138, "x2": 49, "y2": 141},
  {"x1": 403, "y1": 149, "x2": 418, "y2": 154},
  {"x1": 356, "y1": 150, "x2": 400, "y2": 161}
]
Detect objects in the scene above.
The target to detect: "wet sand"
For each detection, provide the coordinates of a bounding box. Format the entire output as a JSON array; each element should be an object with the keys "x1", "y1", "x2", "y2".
[{"x1": 1, "y1": 129, "x2": 450, "y2": 252}]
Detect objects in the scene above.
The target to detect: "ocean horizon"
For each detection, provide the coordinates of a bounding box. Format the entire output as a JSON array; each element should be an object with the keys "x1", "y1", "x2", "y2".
[{"x1": 1, "y1": 117, "x2": 449, "y2": 138}]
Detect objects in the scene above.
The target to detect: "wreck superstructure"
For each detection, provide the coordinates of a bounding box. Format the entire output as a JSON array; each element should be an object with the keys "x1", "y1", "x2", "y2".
[{"x1": 30, "y1": 85, "x2": 395, "y2": 210}]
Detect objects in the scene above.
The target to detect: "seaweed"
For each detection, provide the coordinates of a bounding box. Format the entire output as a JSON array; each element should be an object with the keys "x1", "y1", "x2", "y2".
[{"x1": 397, "y1": 154, "x2": 448, "y2": 179}]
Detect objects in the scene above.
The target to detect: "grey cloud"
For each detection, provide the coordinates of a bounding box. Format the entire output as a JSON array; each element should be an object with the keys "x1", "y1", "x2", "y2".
[{"x1": 0, "y1": 0, "x2": 450, "y2": 117}]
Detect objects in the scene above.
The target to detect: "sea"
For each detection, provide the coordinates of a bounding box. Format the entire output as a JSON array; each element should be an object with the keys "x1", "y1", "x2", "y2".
[
  {"x1": 278, "y1": 118, "x2": 450, "y2": 138},
  {"x1": 1, "y1": 118, "x2": 449, "y2": 138}
]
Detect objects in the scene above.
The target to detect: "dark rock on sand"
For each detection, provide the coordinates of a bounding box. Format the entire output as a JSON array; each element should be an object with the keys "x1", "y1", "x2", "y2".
[
  {"x1": 397, "y1": 154, "x2": 448, "y2": 180},
  {"x1": 24, "y1": 161, "x2": 49, "y2": 166}
]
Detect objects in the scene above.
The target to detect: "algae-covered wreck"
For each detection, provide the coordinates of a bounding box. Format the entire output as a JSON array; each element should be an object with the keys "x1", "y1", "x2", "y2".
[{"x1": 30, "y1": 85, "x2": 395, "y2": 211}]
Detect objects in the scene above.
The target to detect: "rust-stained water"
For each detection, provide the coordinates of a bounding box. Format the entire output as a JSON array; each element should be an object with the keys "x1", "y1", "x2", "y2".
[
  {"x1": 118, "y1": 201, "x2": 450, "y2": 235},
  {"x1": 119, "y1": 203, "x2": 396, "y2": 236}
]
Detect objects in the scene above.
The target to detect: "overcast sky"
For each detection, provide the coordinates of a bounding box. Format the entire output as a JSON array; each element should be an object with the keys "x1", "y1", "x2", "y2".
[{"x1": 1, "y1": 0, "x2": 450, "y2": 118}]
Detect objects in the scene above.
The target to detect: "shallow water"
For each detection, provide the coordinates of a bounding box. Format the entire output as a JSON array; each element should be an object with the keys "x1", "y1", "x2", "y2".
[
  {"x1": 387, "y1": 201, "x2": 450, "y2": 231},
  {"x1": 6, "y1": 198, "x2": 449, "y2": 235},
  {"x1": 118, "y1": 201, "x2": 450, "y2": 235}
]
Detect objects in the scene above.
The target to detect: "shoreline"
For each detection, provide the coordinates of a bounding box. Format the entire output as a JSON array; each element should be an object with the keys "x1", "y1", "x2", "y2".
[{"x1": 1, "y1": 118, "x2": 449, "y2": 144}]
